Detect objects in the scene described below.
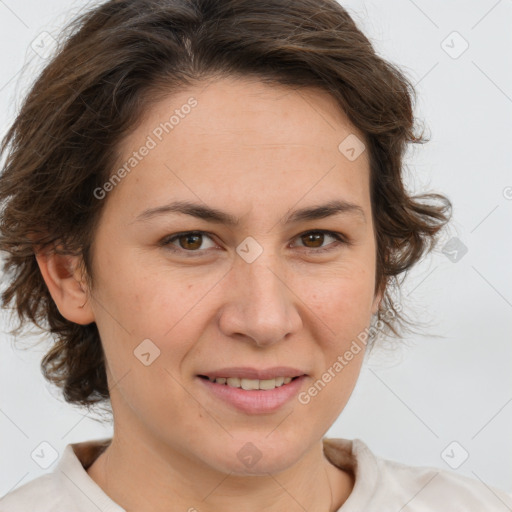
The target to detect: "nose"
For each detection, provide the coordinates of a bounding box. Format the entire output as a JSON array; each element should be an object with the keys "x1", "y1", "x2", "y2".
[{"x1": 218, "y1": 252, "x2": 302, "y2": 347}]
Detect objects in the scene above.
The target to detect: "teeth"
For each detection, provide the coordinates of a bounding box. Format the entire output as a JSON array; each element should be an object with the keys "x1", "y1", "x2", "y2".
[
  {"x1": 227, "y1": 377, "x2": 241, "y2": 387},
  {"x1": 206, "y1": 376, "x2": 295, "y2": 390},
  {"x1": 241, "y1": 378, "x2": 259, "y2": 390},
  {"x1": 260, "y1": 378, "x2": 278, "y2": 390}
]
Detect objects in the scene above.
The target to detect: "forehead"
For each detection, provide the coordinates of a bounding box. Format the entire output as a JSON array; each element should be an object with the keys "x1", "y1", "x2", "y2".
[{"x1": 109, "y1": 76, "x2": 371, "y2": 217}]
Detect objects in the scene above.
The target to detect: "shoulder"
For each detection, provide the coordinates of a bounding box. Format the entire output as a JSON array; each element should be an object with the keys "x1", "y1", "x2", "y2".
[
  {"x1": 323, "y1": 437, "x2": 512, "y2": 511},
  {"x1": 376, "y1": 454, "x2": 512, "y2": 511},
  {"x1": 0, "y1": 473, "x2": 65, "y2": 511},
  {"x1": 0, "y1": 438, "x2": 116, "y2": 512}
]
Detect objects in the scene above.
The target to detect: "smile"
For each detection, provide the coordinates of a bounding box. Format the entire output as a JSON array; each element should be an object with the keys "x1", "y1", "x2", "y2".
[
  {"x1": 198, "y1": 375, "x2": 298, "y2": 390},
  {"x1": 197, "y1": 374, "x2": 307, "y2": 414}
]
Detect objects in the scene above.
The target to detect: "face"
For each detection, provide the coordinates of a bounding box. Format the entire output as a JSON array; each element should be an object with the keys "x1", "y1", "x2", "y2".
[{"x1": 83, "y1": 76, "x2": 381, "y2": 475}]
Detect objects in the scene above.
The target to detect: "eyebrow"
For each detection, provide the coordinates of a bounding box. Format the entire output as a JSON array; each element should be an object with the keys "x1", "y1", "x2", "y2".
[{"x1": 134, "y1": 199, "x2": 366, "y2": 225}]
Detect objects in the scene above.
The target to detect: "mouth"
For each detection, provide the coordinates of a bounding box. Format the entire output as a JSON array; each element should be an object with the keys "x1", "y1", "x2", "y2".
[
  {"x1": 197, "y1": 374, "x2": 302, "y2": 391},
  {"x1": 196, "y1": 372, "x2": 307, "y2": 414}
]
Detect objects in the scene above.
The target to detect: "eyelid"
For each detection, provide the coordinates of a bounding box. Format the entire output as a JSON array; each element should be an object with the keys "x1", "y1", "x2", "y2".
[
  {"x1": 160, "y1": 229, "x2": 350, "y2": 255},
  {"x1": 159, "y1": 230, "x2": 218, "y2": 255},
  {"x1": 291, "y1": 229, "x2": 350, "y2": 249}
]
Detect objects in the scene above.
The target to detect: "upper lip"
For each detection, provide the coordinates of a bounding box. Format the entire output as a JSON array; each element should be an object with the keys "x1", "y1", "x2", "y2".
[{"x1": 198, "y1": 367, "x2": 307, "y2": 380}]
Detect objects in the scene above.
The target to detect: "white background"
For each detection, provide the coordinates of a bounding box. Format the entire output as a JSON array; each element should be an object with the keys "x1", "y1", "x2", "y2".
[{"x1": 1, "y1": 0, "x2": 511, "y2": 499}]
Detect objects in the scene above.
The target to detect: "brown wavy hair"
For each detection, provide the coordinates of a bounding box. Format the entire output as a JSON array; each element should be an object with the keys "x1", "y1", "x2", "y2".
[{"x1": 0, "y1": 0, "x2": 451, "y2": 410}]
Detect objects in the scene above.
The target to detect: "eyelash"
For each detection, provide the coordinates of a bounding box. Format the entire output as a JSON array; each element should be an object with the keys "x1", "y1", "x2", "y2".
[{"x1": 159, "y1": 229, "x2": 350, "y2": 257}]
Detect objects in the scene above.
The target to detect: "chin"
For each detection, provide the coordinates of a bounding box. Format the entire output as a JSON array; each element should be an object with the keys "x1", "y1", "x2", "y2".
[{"x1": 206, "y1": 435, "x2": 308, "y2": 476}]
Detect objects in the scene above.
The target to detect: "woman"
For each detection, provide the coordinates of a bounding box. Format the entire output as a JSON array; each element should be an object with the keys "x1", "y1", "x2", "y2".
[{"x1": 0, "y1": 0, "x2": 510, "y2": 510}]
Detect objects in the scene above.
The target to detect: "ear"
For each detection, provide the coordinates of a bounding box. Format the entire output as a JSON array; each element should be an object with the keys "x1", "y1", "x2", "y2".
[{"x1": 35, "y1": 246, "x2": 95, "y2": 325}]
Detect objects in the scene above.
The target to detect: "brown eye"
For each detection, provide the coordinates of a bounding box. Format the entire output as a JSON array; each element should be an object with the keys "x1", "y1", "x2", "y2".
[
  {"x1": 161, "y1": 229, "x2": 348, "y2": 258},
  {"x1": 293, "y1": 230, "x2": 347, "y2": 253},
  {"x1": 300, "y1": 232, "x2": 326, "y2": 248},
  {"x1": 177, "y1": 233, "x2": 203, "y2": 250},
  {"x1": 161, "y1": 231, "x2": 217, "y2": 254}
]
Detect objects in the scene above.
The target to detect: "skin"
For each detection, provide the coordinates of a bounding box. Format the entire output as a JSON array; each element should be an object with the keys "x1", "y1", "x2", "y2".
[{"x1": 36, "y1": 76, "x2": 383, "y2": 512}]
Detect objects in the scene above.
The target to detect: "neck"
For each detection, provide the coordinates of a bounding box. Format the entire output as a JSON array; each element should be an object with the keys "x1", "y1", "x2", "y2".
[{"x1": 86, "y1": 433, "x2": 354, "y2": 512}]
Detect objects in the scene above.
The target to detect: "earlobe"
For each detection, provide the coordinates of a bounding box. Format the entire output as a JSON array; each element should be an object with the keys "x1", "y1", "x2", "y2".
[{"x1": 35, "y1": 247, "x2": 96, "y2": 325}]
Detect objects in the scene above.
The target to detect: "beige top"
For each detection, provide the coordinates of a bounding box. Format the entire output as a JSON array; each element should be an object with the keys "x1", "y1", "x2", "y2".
[{"x1": 1, "y1": 437, "x2": 511, "y2": 511}]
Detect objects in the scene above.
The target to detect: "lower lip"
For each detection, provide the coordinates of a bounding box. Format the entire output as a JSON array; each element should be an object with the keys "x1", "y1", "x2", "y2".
[{"x1": 197, "y1": 375, "x2": 307, "y2": 414}]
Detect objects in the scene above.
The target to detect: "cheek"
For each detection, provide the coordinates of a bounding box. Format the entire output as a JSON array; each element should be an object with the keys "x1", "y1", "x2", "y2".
[
  {"x1": 297, "y1": 276, "x2": 371, "y2": 415},
  {"x1": 93, "y1": 244, "x2": 198, "y2": 330},
  {"x1": 302, "y1": 264, "x2": 376, "y2": 330},
  {"x1": 91, "y1": 253, "x2": 223, "y2": 391},
  {"x1": 295, "y1": 335, "x2": 366, "y2": 435}
]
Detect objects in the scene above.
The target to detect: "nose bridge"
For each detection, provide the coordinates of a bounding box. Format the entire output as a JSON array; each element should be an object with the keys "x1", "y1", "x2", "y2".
[
  {"x1": 223, "y1": 243, "x2": 299, "y2": 345},
  {"x1": 237, "y1": 243, "x2": 285, "y2": 308}
]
